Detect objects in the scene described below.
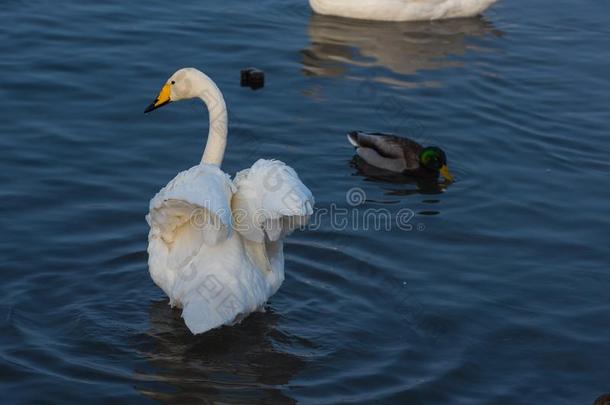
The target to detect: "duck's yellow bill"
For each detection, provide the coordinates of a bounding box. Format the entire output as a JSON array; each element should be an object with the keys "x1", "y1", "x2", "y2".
[
  {"x1": 440, "y1": 165, "x2": 454, "y2": 182},
  {"x1": 144, "y1": 83, "x2": 172, "y2": 113}
]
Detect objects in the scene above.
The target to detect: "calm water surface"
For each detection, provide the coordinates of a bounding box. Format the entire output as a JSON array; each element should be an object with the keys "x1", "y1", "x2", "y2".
[{"x1": 1, "y1": 0, "x2": 609, "y2": 403}]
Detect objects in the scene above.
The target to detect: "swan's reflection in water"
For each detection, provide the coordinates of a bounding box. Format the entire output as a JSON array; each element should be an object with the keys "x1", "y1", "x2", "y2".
[
  {"x1": 135, "y1": 300, "x2": 307, "y2": 404},
  {"x1": 302, "y1": 13, "x2": 501, "y2": 83}
]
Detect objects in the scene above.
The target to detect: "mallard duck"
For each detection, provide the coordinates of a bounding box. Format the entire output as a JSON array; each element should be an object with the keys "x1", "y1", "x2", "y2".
[
  {"x1": 347, "y1": 131, "x2": 454, "y2": 181},
  {"x1": 144, "y1": 68, "x2": 314, "y2": 334},
  {"x1": 309, "y1": 0, "x2": 497, "y2": 22}
]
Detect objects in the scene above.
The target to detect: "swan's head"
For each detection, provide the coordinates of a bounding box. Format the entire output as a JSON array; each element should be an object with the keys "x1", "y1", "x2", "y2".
[
  {"x1": 144, "y1": 68, "x2": 207, "y2": 113},
  {"x1": 419, "y1": 146, "x2": 454, "y2": 182}
]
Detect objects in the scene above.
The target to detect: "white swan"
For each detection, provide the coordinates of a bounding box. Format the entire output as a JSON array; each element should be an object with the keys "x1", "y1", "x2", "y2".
[
  {"x1": 309, "y1": 0, "x2": 497, "y2": 21},
  {"x1": 144, "y1": 68, "x2": 314, "y2": 335}
]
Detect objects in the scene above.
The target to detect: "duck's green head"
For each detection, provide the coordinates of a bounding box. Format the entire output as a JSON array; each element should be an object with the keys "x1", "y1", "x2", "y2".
[{"x1": 419, "y1": 147, "x2": 454, "y2": 182}]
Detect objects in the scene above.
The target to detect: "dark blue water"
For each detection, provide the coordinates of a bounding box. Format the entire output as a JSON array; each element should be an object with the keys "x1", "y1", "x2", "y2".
[{"x1": 1, "y1": 0, "x2": 609, "y2": 403}]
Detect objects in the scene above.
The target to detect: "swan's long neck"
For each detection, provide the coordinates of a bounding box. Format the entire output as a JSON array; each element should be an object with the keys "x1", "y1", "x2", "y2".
[{"x1": 197, "y1": 75, "x2": 228, "y2": 166}]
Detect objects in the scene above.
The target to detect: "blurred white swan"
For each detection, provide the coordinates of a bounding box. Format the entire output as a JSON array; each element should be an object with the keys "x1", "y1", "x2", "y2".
[
  {"x1": 144, "y1": 68, "x2": 314, "y2": 334},
  {"x1": 309, "y1": 0, "x2": 496, "y2": 21}
]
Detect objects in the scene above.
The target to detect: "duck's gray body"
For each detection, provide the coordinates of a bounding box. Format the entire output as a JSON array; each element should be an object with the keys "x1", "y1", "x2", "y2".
[{"x1": 347, "y1": 131, "x2": 423, "y2": 173}]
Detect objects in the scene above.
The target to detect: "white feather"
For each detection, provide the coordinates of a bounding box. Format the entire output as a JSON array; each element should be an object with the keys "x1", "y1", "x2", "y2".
[{"x1": 232, "y1": 159, "x2": 314, "y2": 243}]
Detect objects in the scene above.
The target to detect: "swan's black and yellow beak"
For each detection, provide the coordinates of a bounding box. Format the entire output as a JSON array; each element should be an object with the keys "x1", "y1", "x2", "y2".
[
  {"x1": 439, "y1": 165, "x2": 454, "y2": 182},
  {"x1": 144, "y1": 83, "x2": 172, "y2": 113}
]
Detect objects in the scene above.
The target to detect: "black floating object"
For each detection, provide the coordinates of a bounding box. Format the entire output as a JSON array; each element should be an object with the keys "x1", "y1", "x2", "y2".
[{"x1": 241, "y1": 68, "x2": 265, "y2": 90}]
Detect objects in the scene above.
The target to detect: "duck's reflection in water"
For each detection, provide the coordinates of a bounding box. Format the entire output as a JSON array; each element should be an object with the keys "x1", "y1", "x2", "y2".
[
  {"x1": 350, "y1": 156, "x2": 448, "y2": 198},
  {"x1": 135, "y1": 300, "x2": 307, "y2": 404},
  {"x1": 302, "y1": 13, "x2": 501, "y2": 82}
]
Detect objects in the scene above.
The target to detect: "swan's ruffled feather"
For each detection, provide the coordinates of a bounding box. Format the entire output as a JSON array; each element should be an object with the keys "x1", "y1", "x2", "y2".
[
  {"x1": 232, "y1": 159, "x2": 314, "y2": 243},
  {"x1": 147, "y1": 164, "x2": 234, "y2": 302}
]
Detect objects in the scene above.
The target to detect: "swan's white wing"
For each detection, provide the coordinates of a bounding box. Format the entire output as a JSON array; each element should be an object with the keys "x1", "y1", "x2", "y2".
[
  {"x1": 146, "y1": 164, "x2": 234, "y2": 296},
  {"x1": 232, "y1": 159, "x2": 314, "y2": 243}
]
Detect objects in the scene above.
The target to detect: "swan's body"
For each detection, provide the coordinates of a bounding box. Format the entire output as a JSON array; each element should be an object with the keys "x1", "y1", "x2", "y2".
[
  {"x1": 145, "y1": 68, "x2": 313, "y2": 334},
  {"x1": 309, "y1": 0, "x2": 496, "y2": 21}
]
